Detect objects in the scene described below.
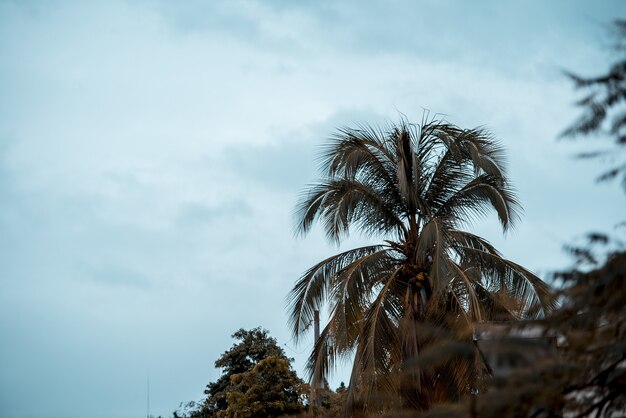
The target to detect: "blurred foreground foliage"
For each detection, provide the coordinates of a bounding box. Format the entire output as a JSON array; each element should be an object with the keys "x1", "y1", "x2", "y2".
[
  {"x1": 423, "y1": 241, "x2": 626, "y2": 418},
  {"x1": 563, "y1": 19, "x2": 626, "y2": 191}
]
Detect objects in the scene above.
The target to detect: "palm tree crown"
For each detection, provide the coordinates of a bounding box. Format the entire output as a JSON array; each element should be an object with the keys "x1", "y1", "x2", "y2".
[{"x1": 288, "y1": 119, "x2": 555, "y2": 413}]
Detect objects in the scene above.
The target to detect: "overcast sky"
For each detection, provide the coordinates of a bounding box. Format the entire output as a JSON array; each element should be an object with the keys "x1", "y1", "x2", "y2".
[{"x1": 1, "y1": 1, "x2": 624, "y2": 417}]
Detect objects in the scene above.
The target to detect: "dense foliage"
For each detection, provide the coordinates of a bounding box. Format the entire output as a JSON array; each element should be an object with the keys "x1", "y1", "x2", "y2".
[
  {"x1": 189, "y1": 328, "x2": 306, "y2": 418},
  {"x1": 221, "y1": 355, "x2": 305, "y2": 417}
]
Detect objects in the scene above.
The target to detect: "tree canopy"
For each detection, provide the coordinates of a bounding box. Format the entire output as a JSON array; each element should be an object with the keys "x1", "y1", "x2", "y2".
[
  {"x1": 190, "y1": 328, "x2": 306, "y2": 418},
  {"x1": 222, "y1": 355, "x2": 305, "y2": 417},
  {"x1": 289, "y1": 119, "x2": 555, "y2": 414}
]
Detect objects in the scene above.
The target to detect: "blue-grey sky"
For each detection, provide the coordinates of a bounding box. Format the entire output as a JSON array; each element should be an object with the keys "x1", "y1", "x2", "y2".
[{"x1": 1, "y1": 1, "x2": 624, "y2": 417}]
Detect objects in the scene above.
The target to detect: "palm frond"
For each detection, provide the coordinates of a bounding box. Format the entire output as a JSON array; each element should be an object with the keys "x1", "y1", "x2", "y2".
[
  {"x1": 287, "y1": 245, "x2": 383, "y2": 342},
  {"x1": 305, "y1": 321, "x2": 337, "y2": 383},
  {"x1": 456, "y1": 246, "x2": 556, "y2": 318},
  {"x1": 322, "y1": 125, "x2": 396, "y2": 182},
  {"x1": 348, "y1": 268, "x2": 403, "y2": 410},
  {"x1": 295, "y1": 178, "x2": 406, "y2": 243},
  {"x1": 436, "y1": 174, "x2": 521, "y2": 232},
  {"x1": 449, "y1": 263, "x2": 483, "y2": 322},
  {"x1": 416, "y1": 217, "x2": 453, "y2": 294},
  {"x1": 448, "y1": 229, "x2": 501, "y2": 255},
  {"x1": 328, "y1": 248, "x2": 399, "y2": 353}
]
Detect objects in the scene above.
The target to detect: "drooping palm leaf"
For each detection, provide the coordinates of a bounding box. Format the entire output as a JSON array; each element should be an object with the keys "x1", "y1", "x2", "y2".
[{"x1": 288, "y1": 245, "x2": 384, "y2": 341}]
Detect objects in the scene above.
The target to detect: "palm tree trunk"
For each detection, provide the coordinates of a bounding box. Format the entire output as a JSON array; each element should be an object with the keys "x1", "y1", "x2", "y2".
[{"x1": 400, "y1": 292, "x2": 430, "y2": 411}]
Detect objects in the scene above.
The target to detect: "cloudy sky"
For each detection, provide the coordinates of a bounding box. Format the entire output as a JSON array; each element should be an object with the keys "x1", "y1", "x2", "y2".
[{"x1": 1, "y1": 1, "x2": 624, "y2": 417}]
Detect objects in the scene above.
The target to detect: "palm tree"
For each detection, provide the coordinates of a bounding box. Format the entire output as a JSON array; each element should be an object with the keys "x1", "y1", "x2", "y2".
[{"x1": 287, "y1": 119, "x2": 555, "y2": 414}]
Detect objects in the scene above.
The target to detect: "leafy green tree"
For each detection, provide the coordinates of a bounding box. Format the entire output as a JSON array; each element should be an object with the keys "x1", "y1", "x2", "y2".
[
  {"x1": 288, "y1": 119, "x2": 555, "y2": 414},
  {"x1": 190, "y1": 328, "x2": 305, "y2": 417},
  {"x1": 220, "y1": 355, "x2": 306, "y2": 417}
]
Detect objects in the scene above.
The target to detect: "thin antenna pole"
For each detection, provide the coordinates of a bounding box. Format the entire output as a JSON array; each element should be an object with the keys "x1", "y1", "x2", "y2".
[{"x1": 147, "y1": 370, "x2": 150, "y2": 418}]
